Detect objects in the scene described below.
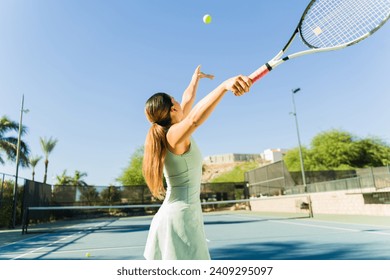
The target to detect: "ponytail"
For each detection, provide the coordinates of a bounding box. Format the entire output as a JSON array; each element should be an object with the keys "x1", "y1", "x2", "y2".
[
  {"x1": 142, "y1": 93, "x2": 173, "y2": 200},
  {"x1": 143, "y1": 124, "x2": 168, "y2": 199}
]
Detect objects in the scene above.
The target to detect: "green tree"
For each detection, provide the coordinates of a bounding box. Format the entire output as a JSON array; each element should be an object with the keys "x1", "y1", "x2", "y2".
[
  {"x1": 284, "y1": 129, "x2": 390, "y2": 171},
  {"x1": 283, "y1": 147, "x2": 315, "y2": 171},
  {"x1": 78, "y1": 186, "x2": 100, "y2": 205},
  {"x1": 55, "y1": 170, "x2": 88, "y2": 186},
  {"x1": 53, "y1": 170, "x2": 75, "y2": 205},
  {"x1": 54, "y1": 169, "x2": 95, "y2": 205},
  {"x1": 71, "y1": 170, "x2": 88, "y2": 186},
  {"x1": 0, "y1": 180, "x2": 14, "y2": 228},
  {"x1": 352, "y1": 137, "x2": 390, "y2": 167},
  {"x1": 100, "y1": 185, "x2": 122, "y2": 205},
  {"x1": 117, "y1": 146, "x2": 146, "y2": 185},
  {"x1": 29, "y1": 155, "x2": 42, "y2": 181},
  {"x1": 310, "y1": 130, "x2": 359, "y2": 169},
  {"x1": 0, "y1": 116, "x2": 30, "y2": 167},
  {"x1": 40, "y1": 136, "x2": 58, "y2": 184},
  {"x1": 55, "y1": 170, "x2": 72, "y2": 185}
]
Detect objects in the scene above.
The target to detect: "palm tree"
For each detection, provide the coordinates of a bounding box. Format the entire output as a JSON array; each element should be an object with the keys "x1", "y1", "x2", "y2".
[
  {"x1": 40, "y1": 136, "x2": 58, "y2": 184},
  {"x1": 29, "y1": 155, "x2": 42, "y2": 181},
  {"x1": 70, "y1": 170, "x2": 96, "y2": 205},
  {"x1": 55, "y1": 170, "x2": 72, "y2": 185},
  {"x1": 0, "y1": 116, "x2": 30, "y2": 167},
  {"x1": 53, "y1": 170, "x2": 74, "y2": 205},
  {"x1": 71, "y1": 170, "x2": 88, "y2": 186}
]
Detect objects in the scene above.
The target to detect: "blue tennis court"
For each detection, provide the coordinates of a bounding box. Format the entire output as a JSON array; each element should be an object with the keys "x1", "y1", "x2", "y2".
[{"x1": 1, "y1": 212, "x2": 390, "y2": 260}]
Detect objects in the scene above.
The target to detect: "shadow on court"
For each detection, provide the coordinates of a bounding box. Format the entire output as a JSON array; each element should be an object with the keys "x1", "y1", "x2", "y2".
[
  {"x1": 21, "y1": 217, "x2": 151, "y2": 234},
  {"x1": 0, "y1": 218, "x2": 151, "y2": 260},
  {"x1": 25, "y1": 224, "x2": 150, "y2": 235},
  {"x1": 210, "y1": 241, "x2": 388, "y2": 260},
  {"x1": 3, "y1": 213, "x2": 390, "y2": 260},
  {"x1": 204, "y1": 216, "x2": 309, "y2": 226},
  {"x1": 0, "y1": 232, "x2": 87, "y2": 259}
]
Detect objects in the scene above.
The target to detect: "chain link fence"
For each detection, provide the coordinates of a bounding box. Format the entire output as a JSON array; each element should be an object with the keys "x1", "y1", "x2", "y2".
[
  {"x1": 3, "y1": 165, "x2": 389, "y2": 228},
  {"x1": 0, "y1": 173, "x2": 26, "y2": 228},
  {"x1": 246, "y1": 162, "x2": 390, "y2": 196},
  {"x1": 1, "y1": 174, "x2": 247, "y2": 228}
]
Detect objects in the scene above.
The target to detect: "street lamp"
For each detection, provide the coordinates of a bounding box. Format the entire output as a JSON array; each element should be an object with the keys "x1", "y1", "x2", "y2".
[
  {"x1": 12, "y1": 94, "x2": 29, "y2": 228},
  {"x1": 291, "y1": 88, "x2": 307, "y2": 190}
]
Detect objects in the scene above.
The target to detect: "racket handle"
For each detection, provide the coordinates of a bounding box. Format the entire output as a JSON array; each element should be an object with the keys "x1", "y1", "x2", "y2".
[{"x1": 249, "y1": 64, "x2": 271, "y2": 83}]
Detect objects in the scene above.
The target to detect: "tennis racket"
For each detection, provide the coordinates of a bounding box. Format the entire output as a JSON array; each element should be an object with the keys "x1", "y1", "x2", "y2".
[{"x1": 249, "y1": 0, "x2": 390, "y2": 83}]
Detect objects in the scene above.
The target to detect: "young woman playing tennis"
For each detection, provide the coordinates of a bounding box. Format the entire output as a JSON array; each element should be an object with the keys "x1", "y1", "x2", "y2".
[{"x1": 142, "y1": 65, "x2": 252, "y2": 260}]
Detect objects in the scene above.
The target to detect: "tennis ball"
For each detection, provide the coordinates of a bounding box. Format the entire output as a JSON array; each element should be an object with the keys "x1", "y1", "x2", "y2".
[
  {"x1": 203, "y1": 14, "x2": 212, "y2": 24},
  {"x1": 85, "y1": 252, "x2": 91, "y2": 257}
]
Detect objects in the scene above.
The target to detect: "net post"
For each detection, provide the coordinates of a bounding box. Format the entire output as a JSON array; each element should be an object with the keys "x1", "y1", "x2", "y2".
[
  {"x1": 21, "y1": 207, "x2": 29, "y2": 234},
  {"x1": 245, "y1": 182, "x2": 252, "y2": 211},
  {"x1": 308, "y1": 195, "x2": 314, "y2": 218}
]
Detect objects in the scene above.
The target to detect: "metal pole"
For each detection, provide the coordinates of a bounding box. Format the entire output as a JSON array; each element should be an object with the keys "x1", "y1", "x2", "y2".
[
  {"x1": 12, "y1": 95, "x2": 26, "y2": 228},
  {"x1": 291, "y1": 88, "x2": 307, "y2": 191}
]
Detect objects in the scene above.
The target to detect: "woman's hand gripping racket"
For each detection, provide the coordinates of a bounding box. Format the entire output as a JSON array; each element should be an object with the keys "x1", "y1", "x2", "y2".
[{"x1": 249, "y1": 0, "x2": 390, "y2": 83}]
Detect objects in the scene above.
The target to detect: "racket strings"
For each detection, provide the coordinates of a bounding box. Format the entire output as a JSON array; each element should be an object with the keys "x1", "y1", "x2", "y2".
[
  {"x1": 300, "y1": 0, "x2": 390, "y2": 48},
  {"x1": 306, "y1": 0, "x2": 385, "y2": 46},
  {"x1": 307, "y1": 0, "x2": 385, "y2": 46}
]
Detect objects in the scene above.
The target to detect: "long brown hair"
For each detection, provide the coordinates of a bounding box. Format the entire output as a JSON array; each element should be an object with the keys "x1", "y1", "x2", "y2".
[{"x1": 142, "y1": 93, "x2": 173, "y2": 199}]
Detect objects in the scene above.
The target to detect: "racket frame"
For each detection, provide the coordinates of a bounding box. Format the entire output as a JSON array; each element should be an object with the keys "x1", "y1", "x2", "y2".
[{"x1": 249, "y1": 0, "x2": 390, "y2": 83}]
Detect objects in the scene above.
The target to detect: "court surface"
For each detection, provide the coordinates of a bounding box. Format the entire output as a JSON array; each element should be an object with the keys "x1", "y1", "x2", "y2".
[{"x1": 1, "y1": 211, "x2": 390, "y2": 260}]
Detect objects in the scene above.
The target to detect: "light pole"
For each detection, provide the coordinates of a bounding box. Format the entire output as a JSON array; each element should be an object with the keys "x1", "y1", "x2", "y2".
[
  {"x1": 12, "y1": 94, "x2": 29, "y2": 228},
  {"x1": 291, "y1": 88, "x2": 307, "y2": 190}
]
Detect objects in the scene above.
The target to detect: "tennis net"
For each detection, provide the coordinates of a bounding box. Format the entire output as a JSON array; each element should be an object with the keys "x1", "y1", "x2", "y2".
[{"x1": 22, "y1": 194, "x2": 313, "y2": 234}]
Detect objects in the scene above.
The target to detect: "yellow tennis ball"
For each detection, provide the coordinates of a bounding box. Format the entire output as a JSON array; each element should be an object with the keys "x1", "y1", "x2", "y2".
[
  {"x1": 203, "y1": 14, "x2": 212, "y2": 24},
  {"x1": 85, "y1": 252, "x2": 91, "y2": 257}
]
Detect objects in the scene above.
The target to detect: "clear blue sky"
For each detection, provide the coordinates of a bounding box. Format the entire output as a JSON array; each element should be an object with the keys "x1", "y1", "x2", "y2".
[{"x1": 1, "y1": 0, "x2": 389, "y2": 186}]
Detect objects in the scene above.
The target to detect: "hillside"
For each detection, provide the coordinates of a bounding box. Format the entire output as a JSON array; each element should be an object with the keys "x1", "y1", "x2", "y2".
[
  {"x1": 202, "y1": 163, "x2": 239, "y2": 183},
  {"x1": 202, "y1": 161, "x2": 262, "y2": 183}
]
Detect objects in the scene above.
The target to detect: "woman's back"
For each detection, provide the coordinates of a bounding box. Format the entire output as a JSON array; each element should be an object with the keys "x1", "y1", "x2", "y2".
[{"x1": 163, "y1": 138, "x2": 203, "y2": 204}]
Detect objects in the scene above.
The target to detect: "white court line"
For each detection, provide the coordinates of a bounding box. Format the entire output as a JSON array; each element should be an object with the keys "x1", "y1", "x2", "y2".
[
  {"x1": 17, "y1": 245, "x2": 146, "y2": 256},
  {"x1": 271, "y1": 220, "x2": 390, "y2": 236},
  {"x1": 212, "y1": 214, "x2": 390, "y2": 236},
  {"x1": 11, "y1": 231, "x2": 83, "y2": 260},
  {"x1": 0, "y1": 233, "x2": 51, "y2": 250},
  {"x1": 270, "y1": 220, "x2": 360, "y2": 233},
  {"x1": 10, "y1": 221, "x2": 109, "y2": 260}
]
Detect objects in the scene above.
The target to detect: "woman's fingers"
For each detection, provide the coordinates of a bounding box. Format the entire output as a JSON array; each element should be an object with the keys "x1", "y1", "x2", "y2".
[
  {"x1": 199, "y1": 72, "x2": 214, "y2": 80},
  {"x1": 232, "y1": 75, "x2": 252, "y2": 96}
]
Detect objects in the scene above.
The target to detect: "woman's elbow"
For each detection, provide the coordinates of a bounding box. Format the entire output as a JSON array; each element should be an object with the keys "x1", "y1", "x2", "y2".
[{"x1": 186, "y1": 116, "x2": 202, "y2": 128}]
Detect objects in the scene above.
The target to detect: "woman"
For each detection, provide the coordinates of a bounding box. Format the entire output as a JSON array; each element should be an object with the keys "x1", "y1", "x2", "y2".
[{"x1": 142, "y1": 65, "x2": 252, "y2": 260}]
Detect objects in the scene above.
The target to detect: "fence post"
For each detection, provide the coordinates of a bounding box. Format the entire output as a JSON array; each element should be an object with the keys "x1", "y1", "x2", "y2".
[
  {"x1": 266, "y1": 165, "x2": 270, "y2": 195},
  {"x1": 282, "y1": 160, "x2": 286, "y2": 189},
  {"x1": 371, "y1": 167, "x2": 376, "y2": 190},
  {"x1": 308, "y1": 195, "x2": 314, "y2": 218}
]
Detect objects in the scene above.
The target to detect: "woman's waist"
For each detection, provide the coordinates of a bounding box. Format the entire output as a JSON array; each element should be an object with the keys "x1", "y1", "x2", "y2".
[
  {"x1": 164, "y1": 186, "x2": 201, "y2": 204},
  {"x1": 165, "y1": 177, "x2": 201, "y2": 188}
]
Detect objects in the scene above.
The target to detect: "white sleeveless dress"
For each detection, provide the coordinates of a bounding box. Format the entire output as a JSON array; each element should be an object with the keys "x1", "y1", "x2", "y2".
[{"x1": 143, "y1": 138, "x2": 210, "y2": 260}]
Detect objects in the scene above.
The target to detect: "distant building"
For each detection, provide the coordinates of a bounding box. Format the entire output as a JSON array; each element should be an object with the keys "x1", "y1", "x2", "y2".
[
  {"x1": 203, "y1": 148, "x2": 288, "y2": 165},
  {"x1": 261, "y1": 148, "x2": 288, "y2": 163},
  {"x1": 203, "y1": 153, "x2": 261, "y2": 164}
]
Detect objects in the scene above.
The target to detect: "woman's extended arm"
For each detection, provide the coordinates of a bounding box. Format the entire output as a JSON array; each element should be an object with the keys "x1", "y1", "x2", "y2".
[
  {"x1": 181, "y1": 65, "x2": 214, "y2": 118},
  {"x1": 167, "y1": 75, "x2": 252, "y2": 154}
]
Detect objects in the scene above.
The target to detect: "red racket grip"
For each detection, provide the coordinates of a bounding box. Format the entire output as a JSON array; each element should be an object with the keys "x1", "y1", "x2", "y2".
[{"x1": 249, "y1": 64, "x2": 271, "y2": 83}]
